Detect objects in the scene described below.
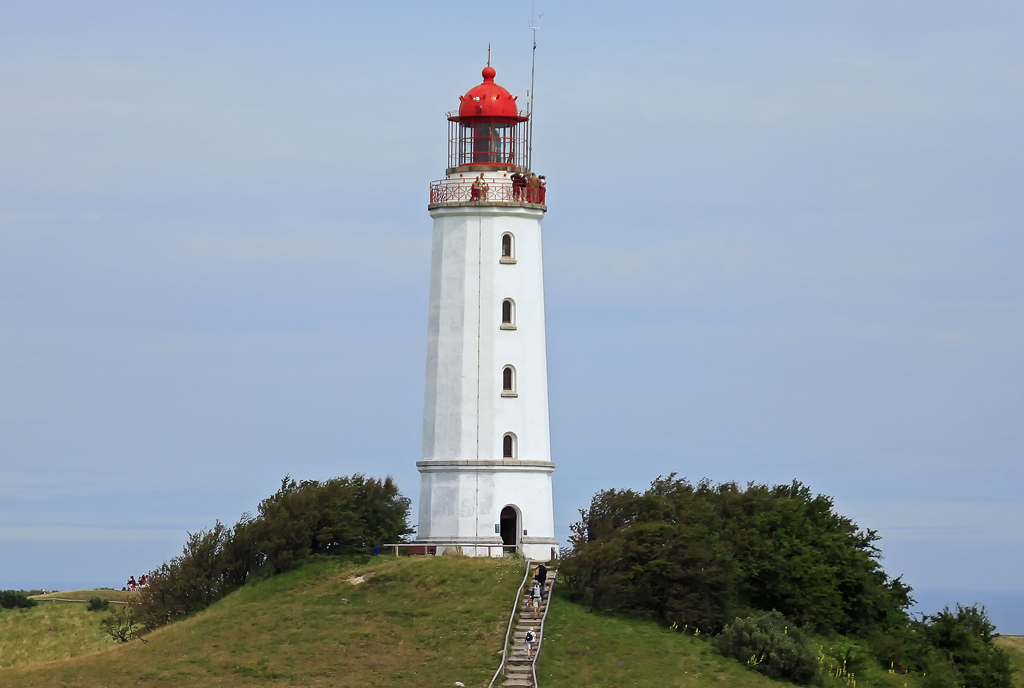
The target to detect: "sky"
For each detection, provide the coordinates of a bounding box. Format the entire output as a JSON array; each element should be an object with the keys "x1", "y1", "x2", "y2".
[{"x1": 1, "y1": 1, "x2": 1022, "y2": 631}]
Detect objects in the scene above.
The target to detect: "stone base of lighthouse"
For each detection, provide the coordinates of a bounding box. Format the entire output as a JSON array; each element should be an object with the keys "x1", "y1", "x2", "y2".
[{"x1": 416, "y1": 459, "x2": 557, "y2": 561}]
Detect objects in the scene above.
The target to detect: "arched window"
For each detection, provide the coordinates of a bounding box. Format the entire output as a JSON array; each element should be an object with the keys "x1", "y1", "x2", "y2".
[
  {"x1": 500, "y1": 233, "x2": 516, "y2": 263},
  {"x1": 502, "y1": 433, "x2": 516, "y2": 458},
  {"x1": 501, "y1": 365, "x2": 517, "y2": 397},
  {"x1": 500, "y1": 298, "x2": 516, "y2": 329}
]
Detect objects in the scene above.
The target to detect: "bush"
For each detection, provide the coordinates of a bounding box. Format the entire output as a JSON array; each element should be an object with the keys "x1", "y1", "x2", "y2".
[
  {"x1": 921, "y1": 605, "x2": 1014, "y2": 688},
  {"x1": 715, "y1": 611, "x2": 818, "y2": 685},
  {"x1": 135, "y1": 522, "x2": 236, "y2": 629},
  {"x1": 87, "y1": 597, "x2": 111, "y2": 612},
  {"x1": 100, "y1": 603, "x2": 142, "y2": 642},
  {"x1": 0, "y1": 590, "x2": 37, "y2": 609},
  {"x1": 561, "y1": 476, "x2": 911, "y2": 635},
  {"x1": 135, "y1": 474, "x2": 412, "y2": 632}
]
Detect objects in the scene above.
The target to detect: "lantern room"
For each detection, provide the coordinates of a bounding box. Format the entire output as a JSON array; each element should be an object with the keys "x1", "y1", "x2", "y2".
[{"x1": 447, "y1": 65, "x2": 531, "y2": 172}]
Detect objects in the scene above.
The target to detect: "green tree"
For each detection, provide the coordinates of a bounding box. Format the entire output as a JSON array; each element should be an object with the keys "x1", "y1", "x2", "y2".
[
  {"x1": 136, "y1": 473, "x2": 412, "y2": 632},
  {"x1": 561, "y1": 476, "x2": 910, "y2": 635},
  {"x1": 922, "y1": 605, "x2": 1014, "y2": 688}
]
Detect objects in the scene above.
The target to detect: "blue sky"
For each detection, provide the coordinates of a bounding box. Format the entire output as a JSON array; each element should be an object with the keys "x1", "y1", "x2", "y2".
[{"x1": 1, "y1": 2, "x2": 1022, "y2": 630}]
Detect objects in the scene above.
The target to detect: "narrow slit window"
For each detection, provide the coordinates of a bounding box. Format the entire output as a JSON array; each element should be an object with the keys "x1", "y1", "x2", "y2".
[
  {"x1": 501, "y1": 365, "x2": 516, "y2": 396},
  {"x1": 500, "y1": 233, "x2": 515, "y2": 263},
  {"x1": 503, "y1": 366, "x2": 513, "y2": 391},
  {"x1": 503, "y1": 433, "x2": 515, "y2": 458},
  {"x1": 502, "y1": 299, "x2": 514, "y2": 325}
]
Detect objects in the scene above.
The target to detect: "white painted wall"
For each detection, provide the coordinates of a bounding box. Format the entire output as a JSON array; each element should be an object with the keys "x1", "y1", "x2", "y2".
[{"x1": 417, "y1": 189, "x2": 557, "y2": 561}]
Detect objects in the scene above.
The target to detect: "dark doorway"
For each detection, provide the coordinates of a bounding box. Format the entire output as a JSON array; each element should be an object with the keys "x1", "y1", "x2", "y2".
[{"x1": 500, "y1": 506, "x2": 518, "y2": 554}]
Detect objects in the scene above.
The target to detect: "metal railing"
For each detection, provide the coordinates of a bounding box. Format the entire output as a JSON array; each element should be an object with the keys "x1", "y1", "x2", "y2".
[
  {"x1": 531, "y1": 570, "x2": 556, "y2": 688},
  {"x1": 35, "y1": 597, "x2": 128, "y2": 605},
  {"x1": 380, "y1": 542, "x2": 517, "y2": 557},
  {"x1": 429, "y1": 178, "x2": 547, "y2": 206},
  {"x1": 488, "y1": 560, "x2": 534, "y2": 688}
]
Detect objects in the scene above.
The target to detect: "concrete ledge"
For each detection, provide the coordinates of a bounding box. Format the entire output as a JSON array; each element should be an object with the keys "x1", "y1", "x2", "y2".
[
  {"x1": 427, "y1": 203, "x2": 547, "y2": 215},
  {"x1": 412, "y1": 537, "x2": 505, "y2": 546},
  {"x1": 416, "y1": 459, "x2": 555, "y2": 472}
]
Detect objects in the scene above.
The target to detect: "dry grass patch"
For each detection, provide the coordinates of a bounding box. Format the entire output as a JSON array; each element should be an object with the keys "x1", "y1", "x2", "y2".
[
  {"x1": 32, "y1": 590, "x2": 135, "y2": 604},
  {"x1": 0, "y1": 603, "x2": 117, "y2": 669},
  {"x1": 995, "y1": 636, "x2": 1024, "y2": 688}
]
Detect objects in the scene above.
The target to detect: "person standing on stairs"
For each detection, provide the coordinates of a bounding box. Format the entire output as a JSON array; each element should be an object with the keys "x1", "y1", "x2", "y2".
[
  {"x1": 525, "y1": 629, "x2": 536, "y2": 659},
  {"x1": 530, "y1": 580, "x2": 542, "y2": 618},
  {"x1": 535, "y1": 563, "x2": 548, "y2": 599}
]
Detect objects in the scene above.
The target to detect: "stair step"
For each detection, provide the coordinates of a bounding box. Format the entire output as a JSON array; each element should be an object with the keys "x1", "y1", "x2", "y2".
[{"x1": 494, "y1": 569, "x2": 556, "y2": 688}]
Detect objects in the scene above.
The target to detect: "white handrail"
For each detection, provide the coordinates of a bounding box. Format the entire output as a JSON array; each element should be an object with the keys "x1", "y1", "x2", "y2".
[
  {"x1": 36, "y1": 597, "x2": 128, "y2": 605},
  {"x1": 381, "y1": 542, "x2": 506, "y2": 557},
  {"x1": 531, "y1": 570, "x2": 556, "y2": 687},
  {"x1": 488, "y1": 560, "x2": 532, "y2": 688}
]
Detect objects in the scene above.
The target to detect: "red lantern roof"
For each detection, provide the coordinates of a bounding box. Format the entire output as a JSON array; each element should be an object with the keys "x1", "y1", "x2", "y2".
[{"x1": 454, "y1": 66, "x2": 527, "y2": 122}]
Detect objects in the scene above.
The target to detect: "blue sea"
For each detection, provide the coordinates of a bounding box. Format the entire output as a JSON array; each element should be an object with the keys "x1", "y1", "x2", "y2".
[{"x1": 910, "y1": 588, "x2": 1024, "y2": 635}]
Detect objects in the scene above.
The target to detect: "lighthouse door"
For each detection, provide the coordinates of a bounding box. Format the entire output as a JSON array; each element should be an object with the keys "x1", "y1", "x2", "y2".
[{"x1": 499, "y1": 506, "x2": 518, "y2": 554}]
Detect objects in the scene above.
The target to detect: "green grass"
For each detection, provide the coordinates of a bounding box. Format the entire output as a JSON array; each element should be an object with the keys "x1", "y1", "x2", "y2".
[
  {"x1": 0, "y1": 601, "x2": 118, "y2": 669},
  {"x1": 0, "y1": 555, "x2": 526, "y2": 688},
  {"x1": 538, "y1": 593, "x2": 779, "y2": 687},
  {"x1": 4, "y1": 557, "x2": 964, "y2": 688},
  {"x1": 32, "y1": 589, "x2": 135, "y2": 603},
  {"x1": 995, "y1": 636, "x2": 1024, "y2": 688},
  {"x1": 538, "y1": 592, "x2": 928, "y2": 688}
]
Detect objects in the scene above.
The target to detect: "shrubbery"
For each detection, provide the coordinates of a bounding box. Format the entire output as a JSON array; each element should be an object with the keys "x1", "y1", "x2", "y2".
[
  {"x1": 0, "y1": 590, "x2": 37, "y2": 609},
  {"x1": 715, "y1": 610, "x2": 818, "y2": 685},
  {"x1": 135, "y1": 474, "x2": 411, "y2": 631},
  {"x1": 87, "y1": 596, "x2": 111, "y2": 611},
  {"x1": 560, "y1": 476, "x2": 910, "y2": 635},
  {"x1": 918, "y1": 605, "x2": 1012, "y2": 688},
  {"x1": 100, "y1": 604, "x2": 142, "y2": 642},
  {"x1": 559, "y1": 476, "x2": 1015, "y2": 687}
]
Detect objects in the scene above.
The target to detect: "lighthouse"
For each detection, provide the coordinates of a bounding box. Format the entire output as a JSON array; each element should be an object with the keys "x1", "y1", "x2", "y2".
[{"x1": 416, "y1": 64, "x2": 557, "y2": 561}]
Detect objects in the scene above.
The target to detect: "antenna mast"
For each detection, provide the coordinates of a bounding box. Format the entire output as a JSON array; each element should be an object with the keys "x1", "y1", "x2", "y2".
[{"x1": 527, "y1": 9, "x2": 542, "y2": 171}]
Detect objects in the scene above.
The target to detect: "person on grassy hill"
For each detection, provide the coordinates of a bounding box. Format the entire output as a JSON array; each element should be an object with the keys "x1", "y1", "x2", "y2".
[
  {"x1": 535, "y1": 563, "x2": 547, "y2": 599},
  {"x1": 128, "y1": 576, "x2": 137, "y2": 591},
  {"x1": 525, "y1": 629, "x2": 536, "y2": 659}
]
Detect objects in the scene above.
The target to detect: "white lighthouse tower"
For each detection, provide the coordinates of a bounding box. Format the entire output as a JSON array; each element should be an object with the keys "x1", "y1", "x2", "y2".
[{"x1": 416, "y1": 63, "x2": 556, "y2": 561}]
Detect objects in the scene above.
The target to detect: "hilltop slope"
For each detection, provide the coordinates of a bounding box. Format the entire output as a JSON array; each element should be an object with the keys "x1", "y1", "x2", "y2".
[
  {"x1": 994, "y1": 636, "x2": 1024, "y2": 688},
  {"x1": 3, "y1": 556, "x2": 957, "y2": 688},
  {"x1": 1, "y1": 556, "x2": 524, "y2": 688}
]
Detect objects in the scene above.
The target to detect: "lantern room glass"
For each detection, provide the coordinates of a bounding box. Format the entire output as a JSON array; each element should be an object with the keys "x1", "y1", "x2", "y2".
[{"x1": 449, "y1": 118, "x2": 529, "y2": 170}]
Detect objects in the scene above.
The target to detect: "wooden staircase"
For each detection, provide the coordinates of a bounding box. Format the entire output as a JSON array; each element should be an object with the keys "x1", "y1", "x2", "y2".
[{"x1": 501, "y1": 569, "x2": 556, "y2": 688}]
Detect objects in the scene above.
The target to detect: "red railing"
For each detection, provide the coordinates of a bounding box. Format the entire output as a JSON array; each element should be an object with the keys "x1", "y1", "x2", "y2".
[{"x1": 429, "y1": 178, "x2": 547, "y2": 206}]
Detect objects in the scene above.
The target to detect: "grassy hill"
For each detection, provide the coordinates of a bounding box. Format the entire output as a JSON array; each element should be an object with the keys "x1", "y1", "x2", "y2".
[
  {"x1": 1, "y1": 556, "x2": 524, "y2": 688},
  {"x1": 32, "y1": 589, "x2": 135, "y2": 603},
  {"x1": 538, "y1": 593, "x2": 780, "y2": 687},
  {"x1": 0, "y1": 597, "x2": 119, "y2": 670},
  {"x1": 995, "y1": 636, "x2": 1024, "y2": 688},
  {"x1": 539, "y1": 593, "x2": 933, "y2": 688},
  {"x1": 0, "y1": 556, "x2": 986, "y2": 688}
]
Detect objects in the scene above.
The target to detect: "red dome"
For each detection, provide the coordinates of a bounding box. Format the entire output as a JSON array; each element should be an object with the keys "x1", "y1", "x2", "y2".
[{"x1": 456, "y1": 66, "x2": 525, "y2": 121}]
